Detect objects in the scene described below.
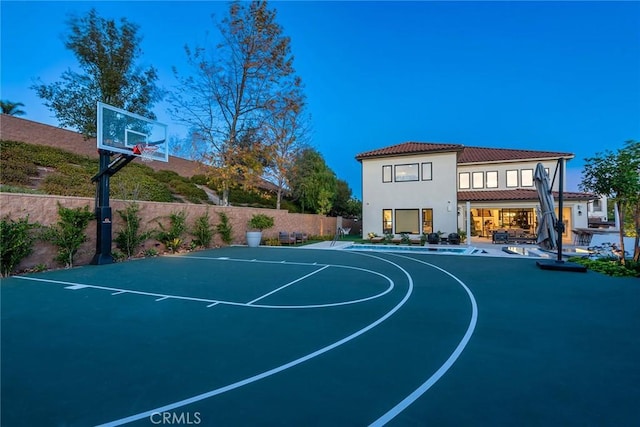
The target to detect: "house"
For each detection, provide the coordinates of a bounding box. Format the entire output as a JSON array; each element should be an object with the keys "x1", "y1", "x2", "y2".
[{"x1": 355, "y1": 142, "x2": 599, "y2": 243}]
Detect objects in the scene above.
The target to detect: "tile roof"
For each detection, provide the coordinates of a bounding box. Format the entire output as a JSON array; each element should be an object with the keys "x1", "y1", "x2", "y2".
[
  {"x1": 355, "y1": 142, "x2": 463, "y2": 160},
  {"x1": 458, "y1": 146, "x2": 574, "y2": 164},
  {"x1": 355, "y1": 141, "x2": 574, "y2": 163},
  {"x1": 457, "y1": 189, "x2": 596, "y2": 202}
]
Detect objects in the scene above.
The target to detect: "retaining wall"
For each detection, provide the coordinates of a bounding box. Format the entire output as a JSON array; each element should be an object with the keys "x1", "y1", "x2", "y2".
[{"x1": 1, "y1": 193, "x2": 344, "y2": 272}]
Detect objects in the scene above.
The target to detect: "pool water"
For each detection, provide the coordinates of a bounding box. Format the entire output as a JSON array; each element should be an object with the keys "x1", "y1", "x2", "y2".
[{"x1": 345, "y1": 243, "x2": 479, "y2": 255}]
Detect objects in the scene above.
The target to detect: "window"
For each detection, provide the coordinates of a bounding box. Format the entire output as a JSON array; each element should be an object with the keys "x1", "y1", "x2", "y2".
[
  {"x1": 382, "y1": 165, "x2": 392, "y2": 183},
  {"x1": 395, "y1": 209, "x2": 419, "y2": 234},
  {"x1": 421, "y1": 162, "x2": 432, "y2": 181},
  {"x1": 422, "y1": 209, "x2": 433, "y2": 234},
  {"x1": 472, "y1": 172, "x2": 484, "y2": 189},
  {"x1": 382, "y1": 209, "x2": 392, "y2": 234},
  {"x1": 506, "y1": 170, "x2": 518, "y2": 187},
  {"x1": 521, "y1": 169, "x2": 534, "y2": 187},
  {"x1": 486, "y1": 171, "x2": 498, "y2": 188},
  {"x1": 592, "y1": 199, "x2": 602, "y2": 212},
  {"x1": 394, "y1": 163, "x2": 419, "y2": 182},
  {"x1": 459, "y1": 172, "x2": 470, "y2": 189}
]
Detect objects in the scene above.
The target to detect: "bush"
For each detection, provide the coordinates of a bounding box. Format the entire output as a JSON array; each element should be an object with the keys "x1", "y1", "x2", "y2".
[
  {"x1": 248, "y1": 213, "x2": 275, "y2": 231},
  {"x1": 111, "y1": 167, "x2": 174, "y2": 202},
  {"x1": 216, "y1": 212, "x2": 233, "y2": 245},
  {"x1": 568, "y1": 256, "x2": 640, "y2": 277},
  {"x1": 0, "y1": 215, "x2": 40, "y2": 276},
  {"x1": 42, "y1": 204, "x2": 95, "y2": 268},
  {"x1": 156, "y1": 210, "x2": 188, "y2": 252},
  {"x1": 192, "y1": 211, "x2": 214, "y2": 248},
  {"x1": 114, "y1": 203, "x2": 151, "y2": 258},
  {"x1": 190, "y1": 174, "x2": 208, "y2": 185}
]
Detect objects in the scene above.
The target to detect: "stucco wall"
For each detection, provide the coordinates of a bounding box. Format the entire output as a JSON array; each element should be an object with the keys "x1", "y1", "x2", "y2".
[
  {"x1": 0, "y1": 193, "x2": 337, "y2": 272},
  {"x1": 456, "y1": 158, "x2": 565, "y2": 192},
  {"x1": 361, "y1": 152, "x2": 458, "y2": 236}
]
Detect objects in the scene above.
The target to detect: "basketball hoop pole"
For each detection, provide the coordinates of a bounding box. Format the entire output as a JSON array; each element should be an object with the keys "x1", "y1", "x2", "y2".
[{"x1": 91, "y1": 149, "x2": 136, "y2": 265}]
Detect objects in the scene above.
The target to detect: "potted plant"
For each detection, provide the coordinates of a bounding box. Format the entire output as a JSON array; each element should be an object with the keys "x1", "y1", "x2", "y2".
[{"x1": 246, "y1": 213, "x2": 275, "y2": 248}]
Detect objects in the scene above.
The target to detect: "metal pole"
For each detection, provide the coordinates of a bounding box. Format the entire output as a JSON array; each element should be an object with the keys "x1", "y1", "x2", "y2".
[
  {"x1": 466, "y1": 201, "x2": 471, "y2": 246},
  {"x1": 91, "y1": 150, "x2": 114, "y2": 265},
  {"x1": 556, "y1": 158, "x2": 565, "y2": 262}
]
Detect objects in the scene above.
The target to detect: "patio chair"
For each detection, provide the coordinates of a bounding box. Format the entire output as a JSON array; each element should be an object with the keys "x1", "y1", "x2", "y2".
[
  {"x1": 294, "y1": 232, "x2": 308, "y2": 244},
  {"x1": 279, "y1": 231, "x2": 295, "y2": 245}
]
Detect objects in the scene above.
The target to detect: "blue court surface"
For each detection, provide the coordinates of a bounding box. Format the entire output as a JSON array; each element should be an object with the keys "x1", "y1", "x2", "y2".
[{"x1": 1, "y1": 246, "x2": 638, "y2": 426}]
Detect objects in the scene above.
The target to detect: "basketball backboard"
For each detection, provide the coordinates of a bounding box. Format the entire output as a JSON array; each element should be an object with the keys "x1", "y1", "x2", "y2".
[{"x1": 97, "y1": 102, "x2": 168, "y2": 162}]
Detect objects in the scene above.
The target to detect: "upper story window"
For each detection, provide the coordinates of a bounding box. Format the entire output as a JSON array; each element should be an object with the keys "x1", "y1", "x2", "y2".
[
  {"x1": 382, "y1": 165, "x2": 392, "y2": 183},
  {"x1": 421, "y1": 162, "x2": 432, "y2": 181},
  {"x1": 472, "y1": 171, "x2": 484, "y2": 189},
  {"x1": 394, "y1": 163, "x2": 419, "y2": 182},
  {"x1": 486, "y1": 171, "x2": 498, "y2": 188},
  {"x1": 592, "y1": 199, "x2": 602, "y2": 212},
  {"x1": 506, "y1": 170, "x2": 519, "y2": 187},
  {"x1": 459, "y1": 172, "x2": 470, "y2": 189},
  {"x1": 521, "y1": 169, "x2": 534, "y2": 187}
]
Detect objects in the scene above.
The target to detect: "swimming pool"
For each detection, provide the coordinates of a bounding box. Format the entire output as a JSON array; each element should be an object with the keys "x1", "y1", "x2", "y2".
[{"x1": 344, "y1": 243, "x2": 481, "y2": 255}]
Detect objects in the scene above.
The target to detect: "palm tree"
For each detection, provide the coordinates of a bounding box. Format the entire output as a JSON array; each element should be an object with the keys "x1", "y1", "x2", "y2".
[{"x1": 0, "y1": 100, "x2": 26, "y2": 116}]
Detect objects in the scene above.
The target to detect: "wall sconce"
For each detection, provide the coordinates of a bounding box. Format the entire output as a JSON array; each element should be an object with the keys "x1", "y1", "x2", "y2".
[
  {"x1": 577, "y1": 204, "x2": 582, "y2": 216},
  {"x1": 578, "y1": 210, "x2": 582, "y2": 216},
  {"x1": 447, "y1": 201, "x2": 452, "y2": 212}
]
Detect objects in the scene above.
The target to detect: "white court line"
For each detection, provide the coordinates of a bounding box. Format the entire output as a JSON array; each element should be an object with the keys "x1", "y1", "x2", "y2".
[
  {"x1": 95, "y1": 253, "x2": 413, "y2": 427},
  {"x1": 369, "y1": 253, "x2": 478, "y2": 426},
  {"x1": 12, "y1": 263, "x2": 395, "y2": 310},
  {"x1": 64, "y1": 284, "x2": 87, "y2": 290},
  {"x1": 247, "y1": 265, "x2": 329, "y2": 305}
]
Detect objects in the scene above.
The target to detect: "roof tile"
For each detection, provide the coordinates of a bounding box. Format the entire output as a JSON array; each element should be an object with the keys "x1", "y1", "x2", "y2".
[
  {"x1": 355, "y1": 141, "x2": 574, "y2": 163},
  {"x1": 457, "y1": 189, "x2": 595, "y2": 202}
]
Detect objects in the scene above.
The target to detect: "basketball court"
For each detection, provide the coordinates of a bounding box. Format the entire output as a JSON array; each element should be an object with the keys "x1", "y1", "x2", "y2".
[{"x1": 2, "y1": 246, "x2": 638, "y2": 426}]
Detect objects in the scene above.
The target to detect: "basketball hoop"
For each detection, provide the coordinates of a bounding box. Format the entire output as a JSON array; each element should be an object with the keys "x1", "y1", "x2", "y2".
[{"x1": 133, "y1": 144, "x2": 158, "y2": 162}]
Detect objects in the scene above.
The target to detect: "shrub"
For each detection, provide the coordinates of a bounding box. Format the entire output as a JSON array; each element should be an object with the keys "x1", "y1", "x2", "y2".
[
  {"x1": 114, "y1": 203, "x2": 151, "y2": 258},
  {"x1": 190, "y1": 174, "x2": 208, "y2": 185},
  {"x1": 248, "y1": 213, "x2": 275, "y2": 231},
  {"x1": 42, "y1": 204, "x2": 95, "y2": 268},
  {"x1": 568, "y1": 256, "x2": 639, "y2": 277},
  {"x1": 216, "y1": 212, "x2": 233, "y2": 245},
  {"x1": 156, "y1": 210, "x2": 187, "y2": 253},
  {"x1": 0, "y1": 215, "x2": 40, "y2": 276},
  {"x1": 192, "y1": 211, "x2": 214, "y2": 248}
]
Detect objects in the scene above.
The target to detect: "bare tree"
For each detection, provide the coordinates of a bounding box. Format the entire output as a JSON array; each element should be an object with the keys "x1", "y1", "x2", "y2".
[{"x1": 169, "y1": 1, "x2": 295, "y2": 206}]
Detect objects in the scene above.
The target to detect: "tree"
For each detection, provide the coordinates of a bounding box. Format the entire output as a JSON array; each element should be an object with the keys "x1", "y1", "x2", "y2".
[
  {"x1": 32, "y1": 9, "x2": 162, "y2": 137},
  {"x1": 580, "y1": 140, "x2": 640, "y2": 263},
  {"x1": 1, "y1": 100, "x2": 26, "y2": 116},
  {"x1": 330, "y1": 179, "x2": 353, "y2": 217},
  {"x1": 170, "y1": 0, "x2": 295, "y2": 206},
  {"x1": 262, "y1": 76, "x2": 310, "y2": 209},
  {"x1": 288, "y1": 148, "x2": 337, "y2": 214}
]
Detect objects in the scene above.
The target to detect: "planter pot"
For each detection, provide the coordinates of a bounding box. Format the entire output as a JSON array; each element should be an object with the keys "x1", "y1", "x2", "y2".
[{"x1": 246, "y1": 231, "x2": 262, "y2": 248}]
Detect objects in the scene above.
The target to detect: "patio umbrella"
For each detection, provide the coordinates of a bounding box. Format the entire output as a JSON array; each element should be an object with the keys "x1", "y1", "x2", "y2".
[{"x1": 534, "y1": 162, "x2": 557, "y2": 250}]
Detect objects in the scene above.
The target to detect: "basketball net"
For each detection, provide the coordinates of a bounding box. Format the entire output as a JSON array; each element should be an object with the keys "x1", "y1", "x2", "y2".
[{"x1": 133, "y1": 144, "x2": 158, "y2": 162}]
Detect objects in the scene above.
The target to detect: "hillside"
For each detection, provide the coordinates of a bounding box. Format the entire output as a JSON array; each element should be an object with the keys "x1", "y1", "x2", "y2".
[{"x1": 0, "y1": 140, "x2": 295, "y2": 209}]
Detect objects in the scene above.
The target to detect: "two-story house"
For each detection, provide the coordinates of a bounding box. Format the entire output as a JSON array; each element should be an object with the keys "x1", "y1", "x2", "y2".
[{"x1": 356, "y1": 142, "x2": 598, "y2": 243}]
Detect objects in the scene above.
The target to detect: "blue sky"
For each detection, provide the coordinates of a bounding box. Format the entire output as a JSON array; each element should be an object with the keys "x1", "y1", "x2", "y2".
[{"x1": 2, "y1": 1, "x2": 639, "y2": 200}]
